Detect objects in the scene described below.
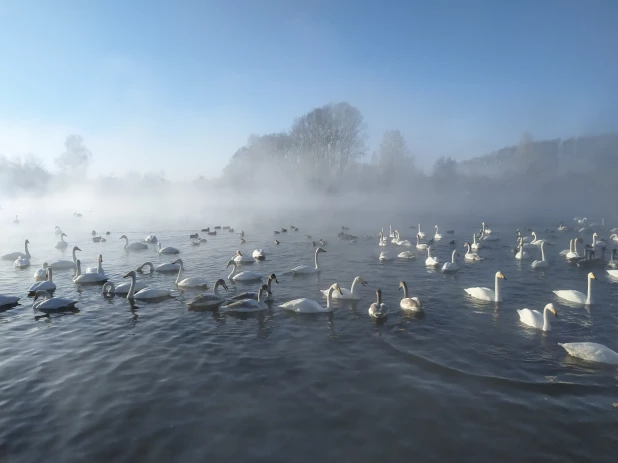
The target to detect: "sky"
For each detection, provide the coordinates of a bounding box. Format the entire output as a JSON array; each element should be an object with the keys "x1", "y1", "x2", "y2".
[{"x1": 0, "y1": 0, "x2": 616, "y2": 180}]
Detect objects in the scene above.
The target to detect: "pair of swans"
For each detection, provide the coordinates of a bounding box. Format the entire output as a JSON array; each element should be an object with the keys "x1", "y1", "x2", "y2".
[
  {"x1": 391, "y1": 230, "x2": 412, "y2": 247},
  {"x1": 186, "y1": 279, "x2": 230, "y2": 310},
  {"x1": 517, "y1": 303, "x2": 558, "y2": 331},
  {"x1": 465, "y1": 271, "x2": 506, "y2": 302},
  {"x1": 442, "y1": 250, "x2": 460, "y2": 272},
  {"x1": 279, "y1": 283, "x2": 342, "y2": 313},
  {"x1": 224, "y1": 285, "x2": 271, "y2": 312},
  {"x1": 33, "y1": 290, "x2": 78, "y2": 312},
  {"x1": 320, "y1": 276, "x2": 367, "y2": 300},
  {"x1": 2, "y1": 239, "x2": 31, "y2": 267},
  {"x1": 28, "y1": 268, "x2": 56, "y2": 294},
  {"x1": 564, "y1": 238, "x2": 582, "y2": 260},
  {"x1": 55, "y1": 233, "x2": 68, "y2": 249},
  {"x1": 553, "y1": 272, "x2": 596, "y2": 305},
  {"x1": 229, "y1": 274, "x2": 278, "y2": 301},
  {"x1": 291, "y1": 247, "x2": 327, "y2": 275},
  {"x1": 73, "y1": 260, "x2": 108, "y2": 284}
]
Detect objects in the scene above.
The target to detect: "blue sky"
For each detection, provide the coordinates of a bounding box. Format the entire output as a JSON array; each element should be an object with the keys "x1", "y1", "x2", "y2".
[{"x1": 0, "y1": 0, "x2": 616, "y2": 179}]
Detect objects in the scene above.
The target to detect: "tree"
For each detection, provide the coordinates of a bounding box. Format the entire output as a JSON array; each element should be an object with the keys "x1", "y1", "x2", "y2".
[
  {"x1": 377, "y1": 130, "x2": 414, "y2": 177},
  {"x1": 432, "y1": 156, "x2": 457, "y2": 180},
  {"x1": 55, "y1": 135, "x2": 92, "y2": 171}
]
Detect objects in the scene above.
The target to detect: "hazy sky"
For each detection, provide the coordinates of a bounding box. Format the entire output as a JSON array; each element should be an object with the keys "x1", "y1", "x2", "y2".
[{"x1": 0, "y1": 0, "x2": 616, "y2": 179}]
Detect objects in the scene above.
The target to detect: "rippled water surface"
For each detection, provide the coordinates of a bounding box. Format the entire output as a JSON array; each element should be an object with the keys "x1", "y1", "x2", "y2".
[{"x1": 1, "y1": 217, "x2": 617, "y2": 462}]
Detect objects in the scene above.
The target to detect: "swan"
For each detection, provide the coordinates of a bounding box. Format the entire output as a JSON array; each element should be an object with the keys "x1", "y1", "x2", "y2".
[
  {"x1": 49, "y1": 246, "x2": 81, "y2": 270},
  {"x1": 14, "y1": 254, "x2": 30, "y2": 269},
  {"x1": 576, "y1": 246, "x2": 606, "y2": 268},
  {"x1": 399, "y1": 281, "x2": 422, "y2": 312},
  {"x1": 2, "y1": 239, "x2": 30, "y2": 261},
  {"x1": 368, "y1": 289, "x2": 388, "y2": 319},
  {"x1": 464, "y1": 271, "x2": 507, "y2": 302},
  {"x1": 226, "y1": 260, "x2": 264, "y2": 281},
  {"x1": 480, "y1": 226, "x2": 499, "y2": 241},
  {"x1": 592, "y1": 233, "x2": 606, "y2": 248},
  {"x1": 321, "y1": 276, "x2": 367, "y2": 300},
  {"x1": 517, "y1": 230, "x2": 533, "y2": 243},
  {"x1": 144, "y1": 235, "x2": 158, "y2": 244},
  {"x1": 433, "y1": 225, "x2": 443, "y2": 241},
  {"x1": 233, "y1": 250, "x2": 254, "y2": 264},
  {"x1": 531, "y1": 241, "x2": 550, "y2": 268},
  {"x1": 416, "y1": 235, "x2": 428, "y2": 250},
  {"x1": 608, "y1": 249, "x2": 618, "y2": 269},
  {"x1": 394, "y1": 231, "x2": 412, "y2": 246},
  {"x1": 557, "y1": 222, "x2": 569, "y2": 231},
  {"x1": 73, "y1": 260, "x2": 107, "y2": 284},
  {"x1": 102, "y1": 279, "x2": 148, "y2": 295},
  {"x1": 517, "y1": 303, "x2": 558, "y2": 332},
  {"x1": 120, "y1": 235, "x2": 148, "y2": 251},
  {"x1": 481, "y1": 222, "x2": 492, "y2": 235},
  {"x1": 280, "y1": 283, "x2": 341, "y2": 313},
  {"x1": 54, "y1": 226, "x2": 63, "y2": 235},
  {"x1": 606, "y1": 269, "x2": 618, "y2": 278},
  {"x1": 553, "y1": 272, "x2": 596, "y2": 305},
  {"x1": 86, "y1": 254, "x2": 105, "y2": 274},
  {"x1": 471, "y1": 233, "x2": 482, "y2": 251},
  {"x1": 123, "y1": 271, "x2": 175, "y2": 299},
  {"x1": 158, "y1": 242, "x2": 180, "y2": 254},
  {"x1": 291, "y1": 247, "x2": 326, "y2": 274},
  {"x1": 28, "y1": 268, "x2": 56, "y2": 293},
  {"x1": 33, "y1": 290, "x2": 77, "y2": 311},
  {"x1": 379, "y1": 251, "x2": 393, "y2": 261},
  {"x1": 224, "y1": 285, "x2": 271, "y2": 312},
  {"x1": 610, "y1": 234, "x2": 618, "y2": 243},
  {"x1": 55, "y1": 233, "x2": 68, "y2": 249},
  {"x1": 391, "y1": 229, "x2": 399, "y2": 244},
  {"x1": 13, "y1": 215, "x2": 19, "y2": 224},
  {"x1": 173, "y1": 259, "x2": 209, "y2": 288},
  {"x1": 559, "y1": 238, "x2": 573, "y2": 256},
  {"x1": 515, "y1": 238, "x2": 529, "y2": 260},
  {"x1": 417, "y1": 223, "x2": 425, "y2": 239},
  {"x1": 229, "y1": 274, "x2": 278, "y2": 301},
  {"x1": 136, "y1": 262, "x2": 155, "y2": 274},
  {"x1": 153, "y1": 261, "x2": 180, "y2": 273},
  {"x1": 530, "y1": 231, "x2": 552, "y2": 246},
  {"x1": 34, "y1": 262, "x2": 49, "y2": 281},
  {"x1": 425, "y1": 246, "x2": 440, "y2": 267},
  {"x1": 0, "y1": 294, "x2": 20, "y2": 307},
  {"x1": 378, "y1": 231, "x2": 388, "y2": 247},
  {"x1": 566, "y1": 238, "x2": 582, "y2": 260},
  {"x1": 442, "y1": 250, "x2": 460, "y2": 272},
  {"x1": 252, "y1": 249, "x2": 265, "y2": 260},
  {"x1": 464, "y1": 242, "x2": 483, "y2": 261},
  {"x1": 389, "y1": 225, "x2": 395, "y2": 238},
  {"x1": 398, "y1": 250, "x2": 416, "y2": 259},
  {"x1": 187, "y1": 279, "x2": 230, "y2": 309},
  {"x1": 558, "y1": 342, "x2": 618, "y2": 365}
]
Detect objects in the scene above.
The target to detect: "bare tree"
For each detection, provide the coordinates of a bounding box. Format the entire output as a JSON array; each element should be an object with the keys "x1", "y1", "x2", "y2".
[{"x1": 55, "y1": 135, "x2": 92, "y2": 172}]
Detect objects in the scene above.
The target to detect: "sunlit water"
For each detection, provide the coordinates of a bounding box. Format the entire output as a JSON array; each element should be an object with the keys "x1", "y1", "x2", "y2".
[{"x1": 1, "y1": 217, "x2": 617, "y2": 462}]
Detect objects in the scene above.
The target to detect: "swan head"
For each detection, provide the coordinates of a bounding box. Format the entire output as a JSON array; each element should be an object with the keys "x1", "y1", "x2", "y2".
[
  {"x1": 43, "y1": 262, "x2": 49, "y2": 269},
  {"x1": 25, "y1": 239, "x2": 30, "y2": 244},
  {"x1": 33, "y1": 290, "x2": 51, "y2": 301},
  {"x1": 269, "y1": 274, "x2": 279, "y2": 284},
  {"x1": 123, "y1": 271, "x2": 137, "y2": 279},
  {"x1": 316, "y1": 247, "x2": 327, "y2": 254},
  {"x1": 398, "y1": 281, "x2": 407, "y2": 291},
  {"x1": 588, "y1": 272, "x2": 596, "y2": 280},
  {"x1": 119, "y1": 235, "x2": 127, "y2": 240},
  {"x1": 173, "y1": 258, "x2": 183, "y2": 266},
  {"x1": 236, "y1": 251, "x2": 242, "y2": 256},
  {"x1": 544, "y1": 303, "x2": 558, "y2": 317},
  {"x1": 98, "y1": 255, "x2": 103, "y2": 262},
  {"x1": 331, "y1": 283, "x2": 343, "y2": 295},
  {"x1": 215, "y1": 279, "x2": 229, "y2": 291},
  {"x1": 356, "y1": 277, "x2": 368, "y2": 286},
  {"x1": 463, "y1": 242, "x2": 471, "y2": 247},
  {"x1": 275, "y1": 240, "x2": 280, "y2": 245},
  {"x1": 74, "y1": 246, "x2": 82, "y2": 252},
  {"x1": 225, "y1": 259, "x2": 236, "y2": 269},
  {"x1": 496, "y1": 271, "x2": 506, "y2": 280}
]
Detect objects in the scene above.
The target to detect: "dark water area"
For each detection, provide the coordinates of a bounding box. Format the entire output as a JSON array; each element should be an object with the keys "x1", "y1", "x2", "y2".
[{"x1": 1, "y1": 215, "x2": 617, "y2": 462}]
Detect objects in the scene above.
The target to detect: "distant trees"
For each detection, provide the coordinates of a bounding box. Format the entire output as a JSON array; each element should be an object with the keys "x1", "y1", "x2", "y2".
[
  {"x1": 0, "y1": 154, "x2": 50, "y2": 195},
  {"x1": 432, "y1": 156, "x2": 457, "y2": 181},
  {"x1": 55, "y1": 135, "x2": 92, "y2": 172},
  {"x1": 377, "y1": 130, "x2": 414, "y2": 177}
]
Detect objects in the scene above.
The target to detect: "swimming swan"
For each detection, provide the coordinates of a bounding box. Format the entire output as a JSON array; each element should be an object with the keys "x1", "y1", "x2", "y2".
[
  {"x1": 464, "y1": 242, "x2": 483, "y2": 261},
  {"x1": 0, "y1": 294, "x2": 20, "y2": 307},
  {"x1": 417, "y1": 223, "x2": 425, "y2": 239},
  {"x1": 252, "y1": 249, "x2": 266, "y2": 260},
  {"x1": 158, "y1": 242, "x2": 180, "y2": 254},
  {"x1": 123, "y1": 271, "x2": 175, "y2": 299},
  {"x1": 102, "y1": 279, "x2": 148, "y2": 295},
  {"x1": 2, "y1": 239, "x2": 30, "y2": 261},
  {"x1": 368, "y1": 289, "x2": 389, "y2": 319},
  {"x1": 464, "y1": 271, "x2": 507, "y2": 302},
  {"x1": 73, "y1": 260, "x2": 108, "y2": 284},
  {"x1": 433, "y1": 225, "x2": 442, "y2": 241},
  {"x1": 229, "y1": 274, "x2": 278, "y2": 301},
  {"x1": 442, "y1": 250, "x2": 460, "y2": 272},
  {"x1": 224, "y1": 285, "x2": 271, "y2": 312},
  {"x1": 291, "y1": 247, "x2": 326, "y2": 274},
  {"x1": 425, "y1": 246, "x2": 440, "y2": 267},
  {"x1": 173, "y1": 259, "x2": 209, "y2": 288},
  {"x1": 321, "y1": 276, "x2": 367, "y2": 300},
  {"x1": 280, "y1": 283, "x2": 342, "y2": 313},
  {"x1": 34, "y1": 262, "x2": 49, "y2": 281},
  {"x1": 226, "y1": 260, "x2": 264, "y2": 281},
  {"x1": 120, "y1": 235, "x2": 148, "y2": 251},
  {"x1": 558, "y1": 342, "x2": 618, "y2": 365},
  {"x1": 553, "y1": 272, "x2": 596, "y2": 305},
  {"x1": 28, "y1": 268, "x2": 56, "y2": 294},
  {"x1": 517, "y1": 303, "x2": 558, "y2": 331},
  {"x1": 187, "y1": 279, "x2": 229, "y2": 309},
  {"x1": 531, "y1": 241, "x2": 549, "y2": 269},
  {"x1": 399, "y1": 280, "x2": 422, "y2": 312},
  {"x1": 33, "y1": 290, "x2": 77, "y2": 311}
]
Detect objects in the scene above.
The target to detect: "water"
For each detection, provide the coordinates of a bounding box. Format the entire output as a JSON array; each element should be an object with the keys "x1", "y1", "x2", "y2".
[{"x1": 1, "y1": 217, "x2": 617, "y2": 462}]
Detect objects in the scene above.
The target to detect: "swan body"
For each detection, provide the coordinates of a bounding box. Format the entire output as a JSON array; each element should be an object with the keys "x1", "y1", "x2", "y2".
[
  {"x1": 399, "y1": 281, "x2": 422, "y2": 312},
  {"x1": 517, "y1": 303, "x2": 557, "y2": 331},
  {"x1": 398, "y1": 250, "x2": 416, "y2": 259},
  {"x1": 86, "y1": 254, "x2": 105, "y2": 274},
  {"x1": 369, "y1": 289, "x2": 388, "y2": 319},
  {"x1": 465, "y1": 271, "x2": 506, "y2": 302},
  {"x1": 442, "y1": 250, "x2": 460, "y2": 272},
  {"x1": 224, "y1": 285, "x2": 271, "y2": 312},
  {"x1": 73, "y1": 260, "x2": 107, "y2": 284},
  {"x1": 416, "y1": 234, "x2": 428, "y2": 250},
  {"x1": 155, "y1": 261, "x2": 180, "y2": 272},
  {"x1": 123, "y1": 271, "x2": 175, "y2": 299},
  {"x1": 464, "y1": 242, "x2": 483, "y2": 261},
  {"x1": 553, "y1": 272, "x2": 596, "y2": 305},
  {"x1": 14, "y1": 255, "x2": 30, "y2": 268},
  {"x1": 290, "y1": 247, "x2": 326, "y2": 274},
  {"x1": 321, "y1": 276, "x2": 366, "y2": 300},
  {"x1": 280, "y1": 284, "x2": 341, "y2": 313},
  {"x1": 226, "y1": 260, "x2": 264, "y2": 281},
  {"x1": 49, "y1": 246, "x2": 81, "y2": 270},
  {"x1": 252, "y1": 249, "x2": 265, "y2": 260},
  {"x1": 28, "y1": 268, "x2": 56, "y2": 293},
  {"x1": 187, "y1": 279, "x2": 229, "y2": 309},
  {"x1": 0, "y1": 294, "x2": 20, "y2": 307},
  {"x1": 33, "y1": 290, "x2": 77, "y2": 311},
  {"x1": 530, "y1": 231, "x2": 552, "y2": 246},
  {"x1": 34, "y1": 262, "x2": 49, "y2": 281},
  {"x1": 102, "y1": 280, "x2": 147, "y2": 295},
  {"x1": 2, "y1": 239, "x2": 30, "y2": 261},
  {"x1": 55, "y1": 233, "x2": 68, "y2": 249},
  {"x1": 174, "y1": 259, "x2": 209, "y2": 288},
  {"x1": 425, "y1": 246, "x2": 440, "y2": 267},
  {"x1": 379, "y1": 251, "x2": 393, "y2": 261},
  {"x1": 608, "y1": 270, "x2": 618, "y2": 278},
  {"x1": 531, "y1": 242, "x2": 549, "y2": 268},
  {"x1": 158, "y1": 242, "x2": 180, "y2": 254},
  {"x1": 559, "y1": 342, "x2": 618, "y2": 365},
  {"x1": 144, "y1": 235, "x2": 158, "y2": 243},
  {"x1": 120, "y1": 235, "x2": 148, "y2": 251}
]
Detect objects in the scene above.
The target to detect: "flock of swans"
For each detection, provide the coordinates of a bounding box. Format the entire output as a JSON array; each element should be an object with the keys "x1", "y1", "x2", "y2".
[{"x1": 2, "y1": 217, "x2": 618, "y2": 366}]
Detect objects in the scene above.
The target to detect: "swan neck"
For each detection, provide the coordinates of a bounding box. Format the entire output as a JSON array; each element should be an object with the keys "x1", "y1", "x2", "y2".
[
  {"x1": 314, "y1": 249, "x2": 320, "y2": 269},
  {"x1": 103, "y1": 282, "x2": 114, "y2": 294},
  {"x1": 127, "y1": 274, "x2": 136, "y2": 299},
  {"x1": 494, "y1": 274, "x2": 500, "y2": 302},
  {"x1": 176, "y1": 263, "x2": 183, "y2": 284},
  {"x1": 350, "y1": 277, "x2": 358, "y2": 295},
  {"x1": 75, "y1": 261, "x2": 81, "y2": 277},
  {"x1": 326, "y1": 286, "x2": 335, "y2": 308},
  {"x1": 452, "y1": 250, "x2": 457, "y2": 263},
  {"x1": 401, "y1": 282, "x2": 409, "y2": 299},
  {"x1": 25, "y1": 240, "x2": 30, "y2": 258},
  {"x1": 228, "y1": 262, "x2": 237, "y2": 279},
  {"x1": 543, "y1": 306, "x2": 550, "y2": 331},
  {"x1": 587, "y1": 276, "x2": 592, "y2": 303},
  {"x1": 541, "y1": 243, "x2": 546, "y2": 261}
]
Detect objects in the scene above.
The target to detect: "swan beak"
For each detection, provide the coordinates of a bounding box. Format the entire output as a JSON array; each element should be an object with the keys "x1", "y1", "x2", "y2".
[
  {"x1": 337, "y1": 285, "x2": 343, "y2": 295},
  {"x1": 552, "y1": 309, "x2": 558, "y2": 317},
  {"x1": 76, "y1": 247, "x2": 81, "y2": 251},
  {"x1": 361, "y1": 279, "x2": 368, "y2": 286},
  {"x1": 123, "y1": 273, "x2": 130, "y2": 278}
]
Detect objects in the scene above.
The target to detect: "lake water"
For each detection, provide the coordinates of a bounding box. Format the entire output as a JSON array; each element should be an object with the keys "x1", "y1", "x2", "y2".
[{"x1": 1, "y1": 216, "x2": 617, "y2": 462}]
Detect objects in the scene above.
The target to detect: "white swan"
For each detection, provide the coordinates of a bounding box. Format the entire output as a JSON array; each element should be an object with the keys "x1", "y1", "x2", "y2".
[
  {"x1": 379, "y1": 251, "x2": 393, "y2": 261},
  {"x1": 28, "y1": 268, "x2": 56, "y2": 293},
  {"x1": 186, "y1": 279, "x2": 229, "y2": 309},
  {"x1": 291, "y1": 247, "x2": 326, "y2": 274},
  {"x1": 465, "y1": 271, "x2": 506, "y2": 302},
  {"x1": 417, "y1": 223, "x2": 425, "y2": 239},
  {"x1": 224, "y1": 285, "x2": 271, "y2": 312},
  {"x1": 2, "y1": 239, "x2": 30, "y2": 261},
  {"x1": 481, "y1": 222, "x2": 492, "y2": 235},
  {"x1": 557, "y1": 222, "x2": 569, "y2": 231},
  {"x1": 49, "y1": 246, "x2": 81, "y2": 270},
  {"x1": 229, "y1": 274, "x2": 278, "y2": 301},
  {"x1": 0, "y1": 294, "x2": 20, "y2": 307},
  {"x1": 86, "y1": 254, "x2": 105, "y2": 274},
  {"x1": 464, "y1": 242, "x2": 483, "y2": 261},
  {"x1": 321, "y1": 276, "x2": 366, "y2": 300},
  {"x1": 592, "y1": 233, "x2": 606, "y2": 248},
  {"x1": 73, "y1": 260, "x2": 108, "y2": 284},
  {"x1": 378, "y1": 231, "x2": 388, "y2": 247},
  {"x1": 54, "y1": 226, "x2": 63, "y2": 235},
  {"x1": 153, "y1": 261, "x2": 180, "y2": 272},
  {"x1": 442, "y1": 250, "x2": 460, "y2": 272},
  {"x1": 233, "y1": 250, "x2": 254, "y2": 264},
  {"x1": 102, "y1": 279, "x2": 147, "y2": 295},
  {"x1": 531, "y1": 241, "x2": 549, "y2": 269},
  {"x1": 120, "y1": 235, "x2": 148, "y2": 251},
  {"x1": 280, "y1": 284, "x2": 341, "y2": 313},
  {"x1": 471, "y1": 233, "x2": 482, "y2": 251},
  {"x1": 173, "y1": 259, "x2": 209, "y2": 288},
  {"x1": 226, "y1": 260, "x2": 264, "y2": 281},
  {"x1": 559, "y1": 238, "x2": 573, "y2": 256},
  {"x1": 394, "y1": 231, "x2": 412, "y2": 246},
  {"x1": 34, "y1": 262, "x2": 49, "y2": 281},
  {"x1": 530, "y1": 231, "x2": 551, "y2": 246},
  {"x1": 433, "y1": 225, "x2": 442, "y2": 241},
  {"x1": 416, "y1": 235, "x2": 428, "y2": 250},
  {"x1": 158, "y1": 242, "x2": 180, "y2": 254},
  {"x1": 559, "y1": 342, "x2": 618, "y2": 365},
  {"x1": 252, "y1": 249, "x2": 265, "y2": 260},
  {"x1": 368, "y1": 289, "x2": 388, "y2": 319},
  {"x1": 14, "y1": 254, "x2": 30, "y2": 269},
  {"x1": 608, "y1": 249, "x2": 618, "y2": 269},
  {"x1": 55, "y1": 233, "x2": 68, "y2": 249},
  {"x1": 33, "y1": 290, "x2": 77, "y2": 311},
  {"x1": 123, "y1": 271, "x2": 175, "y2": 299},
  {"x1": 399, "y1": 281, "x2": 422, "y2": 312},
  {"x1": 398, "y1": 250, "x2": 416, "y2": 259},
  {"x1": 425, "y1": 246, "x2": 440, "y2": 267},
  {"x1": 517, "y1": 303, "x2": 558, "y2": 331},
  {"x1": 515, "y1": 238, "x2": 529, "y2": 260},
  {"x1": 553, "y1": 272, "x2": 596, "y2": 305}
]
